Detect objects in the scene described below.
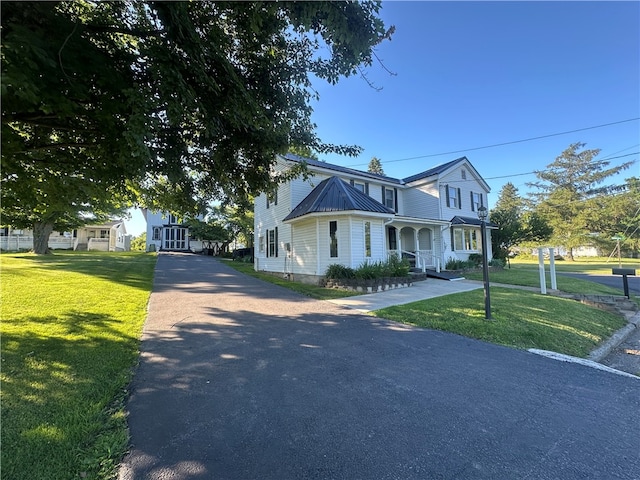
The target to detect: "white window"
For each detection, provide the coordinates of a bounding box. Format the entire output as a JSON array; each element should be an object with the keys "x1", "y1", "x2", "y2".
[
  {"x1": 447, "y1": 186, "x2": 461, "y2": 209},
  {"x1": 152, "y1": 227, "x2": 161, "y2": 240},
  {"x1": 471, "y1": 192, "x2": 483, "y2": 212},
  {"x1": 453, "y1": 228, "x2": 479, "y2": 251},
  {"x1": 168, "y1": 214, "x2": 178, "y2": 224},
  {"x1": 259, "y1": 235, "x2": 265, "y2": 253},
  {"x1": 354, "y1": 182, "x2": 365, "y2": 192}
]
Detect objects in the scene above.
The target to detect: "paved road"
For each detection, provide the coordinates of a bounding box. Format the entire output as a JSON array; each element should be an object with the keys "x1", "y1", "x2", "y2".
[
  {"x1": 558, "y1": 271, "x2": 640, "y2": 296},
  {"x1": 119, "y1": 253, "x2": 640, "y2": 480}
]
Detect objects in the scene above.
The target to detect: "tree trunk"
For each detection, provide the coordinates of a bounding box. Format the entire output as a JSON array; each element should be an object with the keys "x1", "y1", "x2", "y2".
[
  {"x1": 567, "y1": 246, "x2": 575, "y2": 261},
  {"x1": 33, "y1": 221, "x2": 54, "y2": 254}
]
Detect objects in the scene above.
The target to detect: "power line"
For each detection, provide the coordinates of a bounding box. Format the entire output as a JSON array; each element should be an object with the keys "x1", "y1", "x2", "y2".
[
  {"x1": 346, "y1": 117, "x2": 640, "y2": 167},
  {"x1": 443, "y1": 153, "x2": 638, "y2": 184}
]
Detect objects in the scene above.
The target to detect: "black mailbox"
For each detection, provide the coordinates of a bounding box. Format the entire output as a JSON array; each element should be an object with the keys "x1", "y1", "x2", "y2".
[{"x1": 612, "y1": 268, "x2": 636, "y2": 298}]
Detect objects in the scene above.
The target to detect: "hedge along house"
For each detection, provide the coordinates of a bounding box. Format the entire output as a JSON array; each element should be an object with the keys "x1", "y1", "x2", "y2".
[{"x1": 254, "y1": 154, "x2": 495, "y2": 284}]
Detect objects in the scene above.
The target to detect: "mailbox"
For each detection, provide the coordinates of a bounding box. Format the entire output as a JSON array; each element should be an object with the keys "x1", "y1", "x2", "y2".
[{"x1": 612, "y1": 268, "x2": 636, "y2": 298}]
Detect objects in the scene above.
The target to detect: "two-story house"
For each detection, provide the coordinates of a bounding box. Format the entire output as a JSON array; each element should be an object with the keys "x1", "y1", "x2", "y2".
[{"x1": 254, "y1": 154, "x2": 494, "y2": 284}]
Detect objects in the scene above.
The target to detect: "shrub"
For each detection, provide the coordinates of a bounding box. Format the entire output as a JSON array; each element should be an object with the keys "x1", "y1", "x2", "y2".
[
  {"x1": 490, "y1": 257, "x2": 506, "y2": 268},
  {"x1": 325, "y1": 264, "x2": 355, "y2": 279},
  {"x1": 354, "y1": 260, "x2": 384, "y2": 279},
  {"x1": 467, "y1": 253, "x2": 483, "y2": 266},
  {"x1": 386, "y1": 253, "x2": 410, "y2": 277}
]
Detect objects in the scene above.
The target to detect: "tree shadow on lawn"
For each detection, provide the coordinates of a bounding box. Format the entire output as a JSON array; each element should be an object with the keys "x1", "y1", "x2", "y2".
[
  {"x1": 2, "y1": 310, "x2": 141, "y2": 480},
  {"x1": 13, "y1": 252, "x2": 156, "y2": 291}
]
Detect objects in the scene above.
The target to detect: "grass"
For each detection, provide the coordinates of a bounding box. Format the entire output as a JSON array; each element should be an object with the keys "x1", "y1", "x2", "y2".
[
  {"x1": 223, "y1": 259, "x2": 360, "y2": 300},
  {"x1": 1, "y1": 251, "x2": 157, "y2": 480},
  {"x1": 373, "y1": 287, "x2": 627, "y2": 358}
]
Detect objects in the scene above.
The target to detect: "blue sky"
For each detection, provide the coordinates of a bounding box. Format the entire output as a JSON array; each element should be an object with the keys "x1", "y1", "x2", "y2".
[{"x1": 126, "y1": 1, "x2": 639, "y2": 236}]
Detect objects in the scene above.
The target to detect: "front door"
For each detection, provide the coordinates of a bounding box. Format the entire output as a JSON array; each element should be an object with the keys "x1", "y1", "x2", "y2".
[{"x1": 163, "y1": 227, "x2": 187, "y2": 250}]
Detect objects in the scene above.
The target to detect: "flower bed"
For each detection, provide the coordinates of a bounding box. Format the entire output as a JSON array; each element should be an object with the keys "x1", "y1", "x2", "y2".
[{"x1": 322, "y1": 276, "x2": 412, "y2": 293}]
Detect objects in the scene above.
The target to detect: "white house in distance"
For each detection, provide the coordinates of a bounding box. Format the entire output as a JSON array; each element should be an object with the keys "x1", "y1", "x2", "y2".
[
  {"x1": 143, "y1": 210, "x2": 193, "y2": 252},
  {"x1": 0, "y1": 220, "x2": 130, "y2": 251},
  {"x1": 254, "y1": 154, "x2": 494, "y2": 284}
]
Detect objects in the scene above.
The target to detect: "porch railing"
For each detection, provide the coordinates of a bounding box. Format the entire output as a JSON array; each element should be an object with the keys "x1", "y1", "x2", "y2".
[{"x1": 389, "y1": 250, "x2": 441, "y2": 273}]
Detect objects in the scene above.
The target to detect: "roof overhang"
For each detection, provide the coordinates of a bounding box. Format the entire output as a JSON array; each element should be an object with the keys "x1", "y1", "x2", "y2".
[
  {"x1": 283, "y1": 210, "x2": 394, "y2": 224},
  {"x1": 389, "y1": 215, "x2": 451, "y2": 228}
]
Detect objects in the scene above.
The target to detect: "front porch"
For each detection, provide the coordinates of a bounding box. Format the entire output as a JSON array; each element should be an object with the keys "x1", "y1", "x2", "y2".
[{"x1": 386, "y1": 217, "x2": 449, "y2": 272}]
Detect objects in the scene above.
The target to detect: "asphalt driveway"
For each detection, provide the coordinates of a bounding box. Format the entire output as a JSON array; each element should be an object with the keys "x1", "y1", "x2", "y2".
[{"x1": 119, "y1": 253, "x2": 640, "y2": 480}]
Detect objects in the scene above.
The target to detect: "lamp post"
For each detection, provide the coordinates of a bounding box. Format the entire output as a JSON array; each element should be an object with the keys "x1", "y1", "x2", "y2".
[{"x1": 477, "y1": 206, "x2": 492, "y2": 320}]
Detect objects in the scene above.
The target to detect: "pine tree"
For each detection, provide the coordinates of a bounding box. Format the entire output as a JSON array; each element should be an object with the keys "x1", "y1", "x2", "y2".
[{"x1": 368, "y1": 157, "x2": 384, "y2": 175}]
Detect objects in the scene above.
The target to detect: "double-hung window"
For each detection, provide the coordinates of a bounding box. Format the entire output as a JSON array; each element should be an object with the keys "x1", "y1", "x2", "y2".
[
  {"x1": 453, "y1": 228, "x2": 479, "y2": 251},
  {"x1": 471, "y1": 192, "x2": 483, "y2": 212},
  {"x1": 447, "y1": 186, "x2": 461, "y2": 209}
]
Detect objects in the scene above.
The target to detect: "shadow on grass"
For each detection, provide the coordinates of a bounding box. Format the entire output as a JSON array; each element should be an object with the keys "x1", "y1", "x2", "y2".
[
  {"x1": 12, "y1": 251, "x2": 157, "y2": 291},
  {"x1": 2, "y1": 310, "x2": 141, "y2": 480}
]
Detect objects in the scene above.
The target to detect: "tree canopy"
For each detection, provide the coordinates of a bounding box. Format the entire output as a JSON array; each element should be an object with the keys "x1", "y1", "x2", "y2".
[
  {"x1": 527, "y1": 142, "x2": 634, "y2": 260},
  {"x1": 1, "y1": 1, "x2": 393, "y2": 252}
]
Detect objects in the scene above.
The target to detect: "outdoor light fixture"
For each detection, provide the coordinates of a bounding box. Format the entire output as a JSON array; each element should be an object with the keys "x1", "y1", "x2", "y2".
[{"x1": 477, "y1": 206, "x2": 492, "y2": 320}]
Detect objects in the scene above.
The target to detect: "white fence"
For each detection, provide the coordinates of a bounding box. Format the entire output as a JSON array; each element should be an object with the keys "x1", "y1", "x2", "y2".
[{"x1": 0, "y1": 235, "x2": 75, "y2": 251}]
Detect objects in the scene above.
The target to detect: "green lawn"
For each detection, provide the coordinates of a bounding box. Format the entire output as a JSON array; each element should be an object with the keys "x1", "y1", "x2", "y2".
[
  {"x1": 1, "y1": 251, "x2": 157, "y2": 480},
  {"x1": 223, "y1": 259, "x2": 360, "y2": 300},
  {"x1": 373, "y1": 287, "x2": 627, "y2": 358},
  {"x1": 464, "y1": 257, "x2": 639, "y2": 296}
]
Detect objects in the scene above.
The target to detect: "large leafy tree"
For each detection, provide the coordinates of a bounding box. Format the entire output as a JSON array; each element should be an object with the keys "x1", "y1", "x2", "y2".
[
  {"x1": 527, "y1": 143, "x2": 633, "y2": 260},
  {"x1": 1, "y1": 1, "x2": 393, "y2": 253},
  {"x1": 490, "y1": 182, "x2": 551, "y2": 263}
]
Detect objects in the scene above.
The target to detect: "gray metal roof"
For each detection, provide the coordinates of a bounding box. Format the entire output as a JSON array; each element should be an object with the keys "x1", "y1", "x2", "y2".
[
  {"x1": 283, "y1": 176, "x2": 395, "y2": 222},
  {"x1": 451, "y1": 215, "x2": 498, "y2": 228},
  {"x1": 282, "y1": 153, "x2": 402, "y2": 184},
  {"x1": 401, "y1": 157, "x2": 467, "y2": 184}
]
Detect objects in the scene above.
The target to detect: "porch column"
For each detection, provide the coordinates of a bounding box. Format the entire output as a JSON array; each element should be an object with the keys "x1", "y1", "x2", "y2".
[
  {"x1": 414, "y1": 228, "x2": 419, "y2": 251},
  {"x1": 396, "y1": 227, "x2": 401, "y2": 253}
]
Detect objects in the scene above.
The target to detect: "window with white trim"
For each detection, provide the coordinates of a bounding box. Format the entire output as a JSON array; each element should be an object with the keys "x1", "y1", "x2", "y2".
[
  {"x1": 259, "y1": 235, "x2": 265, "y2": 253},
  {"x1": 453, "y1": 227, "x2": 479, "y2": 251},
  {"x1": 152, "y1": 227, "x2": 161, "y2": 240},
  {"x1": 447, "y1": 186, "x2": 461, "y2": 209},
  {"x1": 471, "y1": 192, "x2": 483, "y2": 212}
]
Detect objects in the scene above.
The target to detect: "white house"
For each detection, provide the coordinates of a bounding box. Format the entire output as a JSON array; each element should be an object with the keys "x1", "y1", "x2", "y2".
[
  {"x1": 143, "y1": 210, "x2": 193, "y2": 252},
  {"x1": 0, "y1": 220, "x2": 130, "y2": 251},
  {"x1": 254, "y1": 154, "x2": 494, "y2": 284}
]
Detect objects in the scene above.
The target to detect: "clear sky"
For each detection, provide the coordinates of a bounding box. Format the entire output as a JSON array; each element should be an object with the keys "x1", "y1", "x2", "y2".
[{"x1": 125, "y1": 1, "x2": 640, "y2": 236}]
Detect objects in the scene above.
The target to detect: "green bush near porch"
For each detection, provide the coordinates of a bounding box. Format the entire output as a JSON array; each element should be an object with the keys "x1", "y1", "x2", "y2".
[{"x1": 325, "y1": 254, "x2": 410, "y2": 280}]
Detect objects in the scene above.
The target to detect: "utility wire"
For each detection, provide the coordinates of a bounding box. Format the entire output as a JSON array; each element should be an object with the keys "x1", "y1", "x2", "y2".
[{"x1": 346, "y1": 117, "x2": 640, "y2": 167}]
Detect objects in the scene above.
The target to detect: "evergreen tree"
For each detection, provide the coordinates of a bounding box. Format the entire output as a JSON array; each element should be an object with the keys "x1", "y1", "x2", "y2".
[
  {"x1": 527, "y1": 142, "x2": 633, "y2": 260},
  {"x1": 490, "y1": 182, "x2": 551, "y2": 263},
  {"x1": 368, "y1": 157, "x2": 385, "y2": 175}
]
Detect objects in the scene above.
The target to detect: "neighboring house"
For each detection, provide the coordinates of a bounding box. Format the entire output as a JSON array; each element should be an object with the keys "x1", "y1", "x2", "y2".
[
  {"x1": 254, "y1": 154, "x2": 495, "y2": 284},
  {"x1": 143, "y1": 210, "x2": 204, "y2": 252},
  {"x1": 0, "y1": 220, "x2": 130, "y2": 251}
]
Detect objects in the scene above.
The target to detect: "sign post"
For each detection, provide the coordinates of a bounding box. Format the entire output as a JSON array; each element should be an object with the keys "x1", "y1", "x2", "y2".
[{"x1": 538, "y1": 248, "x2": 547, "y2": 295}]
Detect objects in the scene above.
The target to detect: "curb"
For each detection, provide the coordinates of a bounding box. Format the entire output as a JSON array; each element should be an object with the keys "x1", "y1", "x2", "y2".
[{"x1": 588, "y1": 311, "x2": 640, "y2": 362}]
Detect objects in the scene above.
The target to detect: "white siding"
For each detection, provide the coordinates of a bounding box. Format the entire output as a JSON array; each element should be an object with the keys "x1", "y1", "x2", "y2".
[
  {"x1": 317, "y1": 217, "x2": 351, "y2": 275},
  {"x1": 290, "y1": 220, "x2": 318, "y2": 276},
  {"x1": 402, "y1": 181, "x2": 440, "y2": 219},
  {"x1": 440, "y1": 164, "x2": 488, "y2": 219}
]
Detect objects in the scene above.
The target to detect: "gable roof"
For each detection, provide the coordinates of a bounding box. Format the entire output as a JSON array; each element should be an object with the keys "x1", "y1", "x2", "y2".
[
  {"x1": 281, "y1": 153, "x2": 490, "y2": 192},
  {"x1": 282, "y1": 153, "x2": 402, "y2": 185},
  {"x1": 283, "y1": 176, "x2": 394, "y2": 222},
  {"x1": 401, "y1": 157, "x2": 467, "y2": 184}
]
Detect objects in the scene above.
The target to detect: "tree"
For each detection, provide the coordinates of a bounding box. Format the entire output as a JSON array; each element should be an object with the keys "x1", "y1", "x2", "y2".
[
  {"x1": 368, "y1": 157, "x2": 385, "y2": 175},
  {"x1": 527, "y1": 143, "x2": 633, "y2": 260},
  {"x1": 490, "y1": 182, "x2": 551, "y2": 263},
  {"x1": 130, "y1": 233, "x2": 147, "y2": 252},
  {"x1": 2, "y1": 1, "x2": 394, "y2": 253},
  {"x1": 587, "y1": 176, "x2": 640, "y2": 256},
  {"x1": 288, "y1": 145, "x2": 319, "y2": 161}
]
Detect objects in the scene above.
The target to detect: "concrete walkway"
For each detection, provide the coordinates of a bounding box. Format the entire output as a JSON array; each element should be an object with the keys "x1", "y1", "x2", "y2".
[{"x1": 328, "y1": 278, "x2": 482, "y2": 312}]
